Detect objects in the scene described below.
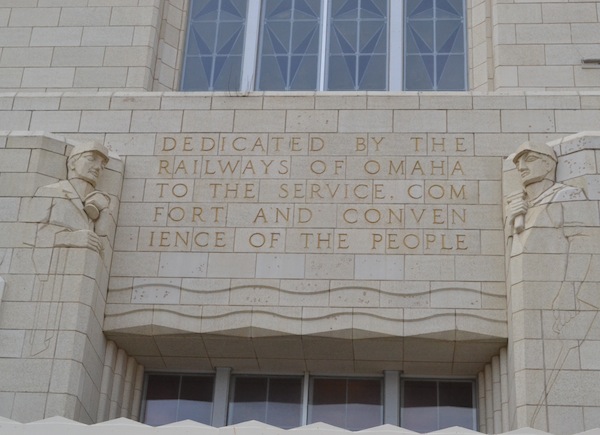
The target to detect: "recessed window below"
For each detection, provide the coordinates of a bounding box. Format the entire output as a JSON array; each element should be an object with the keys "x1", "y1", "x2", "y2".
[
  {"x1": 144, "y1": 374, "x2": 214, "y2": 426},
  {"x1": 228, "y1": 376, "x2": 303, "y2": 428},
  {"x1": 401, "y1": 379, "x2": 476, "y2": 432},
  {"x1": 309, "y1": 377, "x2": 383, "y2": 430}
]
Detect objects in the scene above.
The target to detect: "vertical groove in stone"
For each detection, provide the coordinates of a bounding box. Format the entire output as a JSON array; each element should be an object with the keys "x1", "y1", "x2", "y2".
[
  {"x1": 478, "y1": 371, "x2": 487, "y2": 434},
  {"x1": 485, "y1": 364, "x2": 494, "y2": 432},
  {"x1": 492, "y1": 355, "x2": 502, "y2": 434},
  {"x1": 500, "y1": 348, "x2": 509, "y2": 432},
  {"x1": 131, "y1": 364, "x2": 145, "y2": 421},
  {"x1": 109, "y1": 348, "x2": 127, "y2": 420},
  {"x1": 120, "y1": 356, "x2": 137, "y2": 417},
  {"x1": 96, "y1": 340, "x2": 117, "y2": 422}
]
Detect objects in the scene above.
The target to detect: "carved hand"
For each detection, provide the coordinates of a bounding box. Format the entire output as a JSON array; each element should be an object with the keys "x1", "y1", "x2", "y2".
[
  {"x1": 54, "y1": 229, "x2": 104, "y2": 253},
  {"x1": 507, "y1": 195, "x2": 527, "y2": 232}
]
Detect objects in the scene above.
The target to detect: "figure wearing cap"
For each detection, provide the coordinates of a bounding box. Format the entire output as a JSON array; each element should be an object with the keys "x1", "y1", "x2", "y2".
[
  {"x1": 29, "y1": 141, "x2": 112, "y2": 253},
  {"x1": 506, "y1": 141, "x2": 585, "y2": 234}
]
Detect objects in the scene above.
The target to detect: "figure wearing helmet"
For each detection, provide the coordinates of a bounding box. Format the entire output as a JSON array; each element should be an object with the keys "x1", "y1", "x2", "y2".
[
  {"x1": 506, "y1": 141, "x2": 585, "y2": 234},
  {"x1": 26, "y1": 141, "x2": 112, "y2": 253}
]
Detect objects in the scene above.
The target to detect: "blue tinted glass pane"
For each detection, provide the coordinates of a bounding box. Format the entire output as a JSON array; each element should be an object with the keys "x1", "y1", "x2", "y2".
[
  {"x1": 404, "y1": 54, "x2": 434, "y2": 90},
  {"x1": 212, "y1": 55, "x2": 243, "y2": 90},
  {"x1": 406, "y1": 0, "x2": 433, "y2": 19},
  {"x1": 436, "y1": 0, "x2": 463, "y2": 18},
  {"x1": 327, "y1": 0, "x2": 387, "y2": 90},
  {"x1": 258, "y1": 0, "x2": 320, "y2": 90},
  {"x1": 290, "y1": 55, "x2": 319, "y2": 89},
  {"x1": 358, "y1": 54, "x2": 386, "y2": 89},
  {"x1": 332, "y1": 0, "x2": 360, "y2": 19},
  {"x1": 327, "y1": 55, "x2": 356, "y2": 90},
  {"x1": 359, "y1": 20, "x2": 386, "y2": 53},
  {"x1": 404, "y1": 0, "x2": 466, "y2": 90},
  {"x1": 182, "y1": 0, "x2": 246, "y2": 90},
  {"x1": 182, "y1": 57, "x2": 210, "y2": 90},
  {"x1": 437, "y1": 54, "x2": 465, "y2": 90},
  {"x1": 436, "y1": 19, "x2": 463, "y2": 53},
  {"x1": 405, "y1": 21, "x2": 434, "y2": 54}
]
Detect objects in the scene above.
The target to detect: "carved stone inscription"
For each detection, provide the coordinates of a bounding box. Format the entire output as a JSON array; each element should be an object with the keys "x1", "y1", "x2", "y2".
[{"x1": 125, "y1": 133, "x2": 494, "y2": 260}]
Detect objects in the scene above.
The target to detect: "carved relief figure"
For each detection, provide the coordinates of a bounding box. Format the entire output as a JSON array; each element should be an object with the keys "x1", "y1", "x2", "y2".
[
  {"x1": 506, "y1": 141, "x2": 600, "y2": 429},
  {"x1": 24, "y1": 142, "x2": 112, "y2": 356},
  {"x1": 506, "y1": 141, "x2": 586, "y2": 234},
  {"x1": 32, "y1": 142, "x2": 111, "y2": 253}
]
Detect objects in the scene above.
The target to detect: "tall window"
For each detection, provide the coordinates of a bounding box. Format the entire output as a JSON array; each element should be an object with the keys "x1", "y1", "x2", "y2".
[
  {"x1": 144, "y1": 374, "x2": 214, "y2": 426},
  {"x1": 401, "y1": 379, "x2": 477, "y2": 432},
  {"x1": 143, "y1": 373, "x2": 476, "y2": 430},
  {"x1": 228, "y1": 376, "x2": 303, "y2": 428},
  {"x1": 181, "y1": 0, "x2": 466, "y2": 91},
  {"x1": 309, "y1": 377, "x2": 383, "y2": 430}
]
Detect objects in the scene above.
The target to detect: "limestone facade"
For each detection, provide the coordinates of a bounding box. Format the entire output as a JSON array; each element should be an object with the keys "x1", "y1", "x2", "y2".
[{"x1": 1, "y1": 1, "x2": 600, "y2": 434}]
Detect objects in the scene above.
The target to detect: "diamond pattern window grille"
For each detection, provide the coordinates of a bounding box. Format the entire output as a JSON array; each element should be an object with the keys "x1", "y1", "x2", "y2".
[
  {"x1": 404, "y1": 0, "x2": 466, "y2": 90},
  {"x1": 181, "y1": 0, "x2": 467, "y2": 91}
]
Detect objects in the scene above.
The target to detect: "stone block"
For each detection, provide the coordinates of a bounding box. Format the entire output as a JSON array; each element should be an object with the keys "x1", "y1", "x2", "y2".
[
  {"x1": 519, "y1": 66, "x2": 575, "y2": 88},
  {"x1": 495, "y1": 45, "x2": 545, "y2": 66},
  {"x1": 158, "y1": 252, "x2": 208, "y2": 277},
  {"x1": 81, "y1": 26, "x2": 134, "y2": 46},
  {"x1": 29, "y1": 111, "x2": 82, "y2": 132},
  {"x1": 21, "y1": 68, "x2": 75, "y2": 88},
  {"x1": 279, "y1": 279, "x2": 330, "y2": 307},
  {"x1": 0, "y1": 48, "x2": 53, "y2": 67},
  {"x1": 74, "y1": 67, "x2": 128, "y2": 88},
  {"x1": 329, "y1": 282, "x2": 380, "y2": 307},
  {"x1": 79, "y1": 110, "x2": 131, "y2": 133},
  {"x1": 207, "y1": 253, "x2": 256, "y2": 278},
  {"x1": 405, "y1": 255, "x2": 455, "y2": 281},
  {"x1": 448, "y1": 110, "x2": 501, "y2": 133},
  {"x1": 285, "y1": 110, "x2": 338, "y2": 133},
  {"x1": 501, "y1": 109, "x2": 555, "y2": 132},
  {"x1": 52, "y1": 47, "x2": 106, "y2": 67},
  {"x1": 31, "y1": 27, "x2": 83, "y2": 47},
  {"x1": 131, "y1": 277, "x2": 181, "y2": 304},
  {"x1": 11, "y1": 393, "x2": 46, "y2": 423},
  {"x1": 515, "y1": 24, "x2": 571, "y2": 44},
  {"x1": 8, "y1": 7, "x2": 60, "y2": 26},
  {"x1": 104, "y1": 47, "x2": 153, "y2": 67},
  {"x1": 572, "y1": 23, "x2": 600, "y2": 43},
  {"x1": 494, "y1": 4, "x2": 542, "y2": 24},
  {"x1": 110, "y1": 252, "x2": 160, "y2": 277},
  {"x1": 130, "y1": 110, "x2": 182, "y2": 132},
  {"x1": 110, "y1": 6, "x2": 157, "y2": 26},
  {"x1": 394, "y1": 110, "x2": 447, "y2": 133},
  {"x1": 0, "y1": 28, "x2": 31, "y2": 47},
  {"x1": 305, "y1": 254, "x2": 353, "y2": 279},
  {"x1": 181, "y1": 110, "x2": 234, "y2": 133},
  {"x1": 354, "y1": 254, "x2": 403, "y2": 280},
  {"x1": 431, "y1": 281, "x2": 481, "y2": 308},
  {"x1": 338, "y1": 110, "x2": 392, "y2": 133},
  {"x1": 59, "y1": 6, "x2": 111, "y2": 26},
  {"x1": 256, "y1": 253, "x2": 305, "y2": 279}
]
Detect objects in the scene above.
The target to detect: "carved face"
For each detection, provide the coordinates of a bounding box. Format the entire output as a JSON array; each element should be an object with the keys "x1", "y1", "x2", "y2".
[
  {"x1": 68, "y1": 151, "x2": 107, "y2": 186},
  {"x1": 515, "y1": 151, "x2": 555, "y2": 186}
]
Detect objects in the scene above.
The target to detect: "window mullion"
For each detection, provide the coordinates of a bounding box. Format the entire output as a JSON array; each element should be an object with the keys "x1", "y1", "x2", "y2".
[
  {"x1": 318, "y1": 0, "x2": 329, "y2": 91},
  {"x1": 389, "y1": 0, "x2": 403, "y2": 91},
  {"x1": 242, "y1": 0, "x2": 262, "y2": 92},
  {"x1": 302, "y1": 372, "x2": 310, "y2": 425}
]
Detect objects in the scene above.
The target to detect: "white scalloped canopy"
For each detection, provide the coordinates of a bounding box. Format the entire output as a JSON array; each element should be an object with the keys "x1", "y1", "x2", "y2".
[{"x1": 1, "y1": 417, "x2": 599, "y2": 435}]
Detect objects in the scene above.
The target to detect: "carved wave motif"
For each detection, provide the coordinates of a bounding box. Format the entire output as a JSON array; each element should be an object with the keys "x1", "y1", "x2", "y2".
[
  {"x1": 111, "y1": 282, "x2": 505, "y2": 299},
  {"x1": 104, "y1": 305, "x2": 506, "y2": 339}
]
